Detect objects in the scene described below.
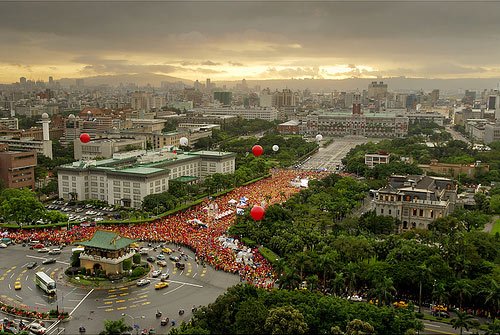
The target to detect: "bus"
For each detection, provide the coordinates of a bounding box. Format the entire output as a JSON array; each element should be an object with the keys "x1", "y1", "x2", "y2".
[{"x1": 35, "y1": 272, "x2": 56, "y2": 295}]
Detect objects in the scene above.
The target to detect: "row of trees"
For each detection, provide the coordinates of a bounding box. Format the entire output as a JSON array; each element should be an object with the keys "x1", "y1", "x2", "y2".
[{"x1": 230, "y1": 174, "x2": 500, "y2": 318}]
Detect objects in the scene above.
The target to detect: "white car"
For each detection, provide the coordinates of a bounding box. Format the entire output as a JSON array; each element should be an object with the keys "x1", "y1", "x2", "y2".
[
  {"x1": 38, "y1": 247, "x2": 50, "y2": 253},
  {"x1": 139, "y1": 248, "x2": 150, "y2": 255},
  {"x1": 136, "y1": 279, "x2": 151, "y2": 287},
  {"x1": 0, "y1": 243, "x2": 7, "y2": 248},
  {"x1": 29, "y1": 322, "x2": 47, "y2": 335},
  {"x1": 151, "y1": 270, "x2": 161, "y2": 278},
  {"x1": 48, "y1": 248, "x2": 61, "y2": 255}
]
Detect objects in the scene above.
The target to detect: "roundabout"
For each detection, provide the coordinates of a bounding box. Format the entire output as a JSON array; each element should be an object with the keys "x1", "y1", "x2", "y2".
[{"x1": 0, "y1": 242, "x2": 240, "y2": 334}]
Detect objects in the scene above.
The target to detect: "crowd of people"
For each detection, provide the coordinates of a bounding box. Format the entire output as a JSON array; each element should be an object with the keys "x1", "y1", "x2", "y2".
[{"x1": 6, "y1": 169, "x2": 325, "y2": 288}]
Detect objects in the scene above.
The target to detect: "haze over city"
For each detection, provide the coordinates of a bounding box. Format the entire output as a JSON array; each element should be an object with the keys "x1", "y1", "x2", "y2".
[{"x1": 2, "y1": 1, "x2": 500, "y2": 87}]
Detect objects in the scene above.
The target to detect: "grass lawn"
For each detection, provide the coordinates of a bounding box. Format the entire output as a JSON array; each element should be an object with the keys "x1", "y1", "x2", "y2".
[{"x1": 491, "y1": 219, "x2": 500, "y2": 234}]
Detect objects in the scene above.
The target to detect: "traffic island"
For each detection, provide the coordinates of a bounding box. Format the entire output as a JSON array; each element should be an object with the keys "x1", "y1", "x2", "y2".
[{"x1": 0, "y1": 300, "x2": 69, "y2": 321}]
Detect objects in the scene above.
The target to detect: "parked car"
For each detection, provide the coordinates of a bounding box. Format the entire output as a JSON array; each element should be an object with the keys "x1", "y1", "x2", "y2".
[
  {"x1": 157, "y1": 260, "x2": 167, "y2": 267},
  {"x1": 151, "y1": 270, "x2": 161, "y2": 278},
  {"x1": 136, "y1": 279, "x2": 151, "y2": 287},
  {"x1": 38, "y1": 247, "x2": 50, "y2": 253},
  {"x1": 169, "y1": 255, "x2": 179, "y2": 262},
  {"x1": 156, "y1": 254, "x2": 165, "y2": 261},
  {"x1": 146, "y1": 256, "x2": 155, "y2": 263},
  {"x1": 32, "y1": 243, "x2": 44, "y2": 249},
  {"x1": 162, "y1": 248, "x2": 173, "y2": 254},
  {"x1": 175, "y1": 262, "x2": 185, "y2": 270},
  {"x1": 0, "y1": 243, "x2": 7, "y2": 248},
  {"x1": 26, "y1": 262, "x2": 37, "y2": 269}
]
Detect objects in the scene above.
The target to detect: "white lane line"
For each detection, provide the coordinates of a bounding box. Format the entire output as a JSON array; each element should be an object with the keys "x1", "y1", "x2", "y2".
[
  {"x1": 28, "y1": 286, "x2": 32, "y2": 291},
  {"x1": 15, "y1": 294, "x2": 23, "y2": 300},
  {"x1": 192, "y1": 273, "x2": 197, "y2": 278},
  {"x1": 163, "y1": 283, "x2": 185, "y2": 296},
  {"x1": 26, "y1": 255, "x2": 47, "y2": 260},
  {"x1": 10, "y1": 273, "x2": 14, "y2": 279},
  {"x1": 35, "y1": 302, "x2": 47, "y2": 307},
  {"x1": 8, "y1": 284, "x2": 11, "y2": 290},
  {"x1": 56, "y1": 261, "x2": 70, "y2": 265},
  {"x1": 56, "y1": 328, "x2": 65, "y2": 335},
  {"x1": 64, "y1": 287, "x2": 77, "y2": 298},
  {"x1": 167, "y1": 279, "x2": 203, "y2": 288},
  {"x1": 69, "y1": 289, "x2": 94, "y2": 316},
  {"x1": 423, "y1": 323, "x2": 441, "y2": 328},
  {"x1": 25, "y1": 275, "x2": 29, "y2": 281}
]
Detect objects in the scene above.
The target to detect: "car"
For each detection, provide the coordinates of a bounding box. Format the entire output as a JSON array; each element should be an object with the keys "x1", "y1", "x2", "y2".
[
  {"x1": 139, "y1": 247, "x2": 150, "y2": 255},
  {"x1": 154, "y1": 282, "x2": 169, "y2": 290},
  {"x1": 160, "y1": 273, "x2": 170, "y2": 282},
  {"x1": 157, "y1": 260, "x2": 167, "y2": 267},
  {"x1": 0, "y1": 243, "x2": 7, "y2": 248},
  {"x1": 156, "y1": 254, "x2": 165, "y2": 261},
  {"x1": 32, "y1": 243, "x2": 44, "y2": 249},
  {"x1": 151, "y1": 270, "x2": 161, "y2": 278},
  {"x1": 26, "y1": 262, "x2": 37, "y2": 269},
  {"x1": 169, "y1": 255, "x2": 179, "y2": 262},
  {"x1": 136, "y1": 279, "x2": 151, "y2": 287},
  {"x1": 14, "y1": 281, "x2": 21, "y2": 290},
  {"x1": 48, "y1": 248, "x2": 61, "y2": 255},
  {"x1": 38, "y1": 247, "x2": 50, "y2": 253},
  {"x1": 146, "y1": 256, "x2": 155, "y2": 263},
  {"x1": 130, "y1": 242, "x2": 140, "y2": 249},
  {"x1": 162, "y1": 248, "x2": 173, "y2": 254},
  {"x1": 28, "y1": 323, "x2": 46, "y2": 335},
  {"x1": 42, "y1": 258, "x2": 56, "y2": 265},
  {"x1": 175, "y1": 262, "x2": 185, "y2": 270}
]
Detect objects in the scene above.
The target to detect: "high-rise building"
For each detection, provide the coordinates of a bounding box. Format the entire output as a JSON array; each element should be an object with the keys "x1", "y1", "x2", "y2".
[
  {"x1": 48, "y1": 76, "x2": 54, "y2": 86},
  {"x1": 19, "y1": 77, "x2": 27, "y2": 85},
  {"x1": 0, "y1": 146, "x2": 37, "y2": 190},
  {"x1": 206, "y1": 78, "x2": 212, "y2": 91},
  {"x1": 368, "y1": 81, "x2": 388, "y2": 100},
  {"x1": 430, "y1": 89, "x2": 439, "y2": 105},
  {"x1": 213, "y1": 92, "x2": 232, "y2": 106}
]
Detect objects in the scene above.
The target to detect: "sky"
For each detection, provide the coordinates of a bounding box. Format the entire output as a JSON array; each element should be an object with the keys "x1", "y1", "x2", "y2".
[{"x1": 1, "y1": 1, "x2": 500, "y2": 83}]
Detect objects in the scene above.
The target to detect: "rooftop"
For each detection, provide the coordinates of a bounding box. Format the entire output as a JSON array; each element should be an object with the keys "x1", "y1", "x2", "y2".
[{"x1": 80, "y1": 230, "x2": 135, "y2": 251}]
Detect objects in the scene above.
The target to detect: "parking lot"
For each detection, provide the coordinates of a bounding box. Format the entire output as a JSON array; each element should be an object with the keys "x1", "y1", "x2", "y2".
[
  {"x1": 44, "y1": 200, "x2": 118, "y2": 224},
  {"x1": 0, "y1": 241, "x2": 240, "y2": 335}
]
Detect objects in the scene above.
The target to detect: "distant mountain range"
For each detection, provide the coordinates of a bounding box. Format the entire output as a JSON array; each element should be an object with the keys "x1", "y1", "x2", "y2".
[{"x1": 57, "y1": 73, "x2": 500, "y2": 93}]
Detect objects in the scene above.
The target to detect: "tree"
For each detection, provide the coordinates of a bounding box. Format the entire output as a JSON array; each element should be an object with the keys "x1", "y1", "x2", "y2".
[
  {"x1": 345, "y1": 319, "x2": 375, "y2": 335},
  {"x1": 483, "y1": 278, "x2": 500, "y2": 316},
  {"x1": 490, "y1": 195, "x2": 500, "y2": 214},
  {"x1": 43, "y1": 210, "x2": 67, "y2": 224},
  {"x1": 99, "y1": 318, "x2": 132, "y2": 335},
  {"x1": 451, "y1": 279, "x2": 472, "y2": 310},
  {"x1": 0, "y1": 188, "x2": 45, "y2": 225},
  {"x1": 368, "y1": 276, "x2": 396, "y2": 306},
  {"x1": 264, "y1": 306, "x2": 308, "y2": 335},
  {"x1": 234, "y1": 299, "x2": 268, "y2": 335},
  {"x1": 485, "y1": 319, "x2": 500, "y2": 335},
  {"x1": 451, "y1": 310, "x2": 474, "y2": 335}
]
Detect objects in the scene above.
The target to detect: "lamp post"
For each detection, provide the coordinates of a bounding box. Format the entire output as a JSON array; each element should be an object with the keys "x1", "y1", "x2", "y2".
[{"x1": 121, "y1": 313, "x2": 145, "y2": 335}]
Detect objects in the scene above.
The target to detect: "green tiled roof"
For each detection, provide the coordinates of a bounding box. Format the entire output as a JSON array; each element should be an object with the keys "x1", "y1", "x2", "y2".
[
  {"x1": 171, "y1": 175, "x2": 199, "y2": 183},
  {"x1": 80, "y1": 230, "x2": 135, "y2": 251}
]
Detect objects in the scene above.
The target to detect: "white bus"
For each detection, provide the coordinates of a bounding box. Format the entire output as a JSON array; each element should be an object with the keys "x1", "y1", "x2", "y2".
[{"x1": 35, "y1": 271, "x2": 56, "y2": 295}]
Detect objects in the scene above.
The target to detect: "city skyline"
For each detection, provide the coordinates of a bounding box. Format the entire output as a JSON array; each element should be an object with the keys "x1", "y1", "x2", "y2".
[{"x1": 1, "y1": 1, "x2": 500, "y2": 84}]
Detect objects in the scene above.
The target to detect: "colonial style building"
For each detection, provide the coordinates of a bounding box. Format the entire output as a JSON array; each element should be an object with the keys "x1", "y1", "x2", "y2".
[
  {"x1": 374, "y1": 175, "x2": 457, "y2": 231},
  {"x1": 79, "y1": 230, "x2": 136, "y2": 276}
]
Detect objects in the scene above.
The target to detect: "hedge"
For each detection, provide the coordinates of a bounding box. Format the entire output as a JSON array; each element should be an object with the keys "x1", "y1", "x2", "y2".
[{"x1": 258, "y1": 246, "x2": 280, "y2": 266}]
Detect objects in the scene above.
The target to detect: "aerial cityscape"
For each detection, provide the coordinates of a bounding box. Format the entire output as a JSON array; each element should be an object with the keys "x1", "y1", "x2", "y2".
[{"x1": 0, "y1": 1, "x2": 499, "y2": 335}]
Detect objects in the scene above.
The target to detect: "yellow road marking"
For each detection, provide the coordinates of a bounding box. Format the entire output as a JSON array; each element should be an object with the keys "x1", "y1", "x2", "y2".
[
  {"x1": 129, "y1": 304, "x2": 137, "y2": 308},
  {"x1": 119, "y1": 293, "x2": 128, "y2": 296},
  {"x1": 105, "y1": 308, "x2": 114, "y2": 312},
  {"x1": 21, "y1": 270, "x2": 27, "y2": 274},
  {"x1": 108, "y1": 294, "x2": 117, "y2": 298},
  {"x1": 10, "y1": 266, "x2": 16, "y2": 270},
  {"x1": 138, "y1": 294, "x2": 148, "y2": 299},
  {"x1": 116, "y1": 299, "x2": 126, "y2": 303},
  {"x1": 116, "y1": 307, "x2": 127, "y2": 311},
  {"x1": 0, "y1": 277, "x2": 4, "y2": 281},
  {"x1": 108, "y1": 289, "x2": 117, "y2": 293},
  {"x1": 104, "y1": 301, "x2": 113, "y2": 305},
  {"x1": 141, "y1": 302, "x2": 150, "y2": 306},
  {"x1": 119, "y1": 287, "x2": 128, "y2": 291}
]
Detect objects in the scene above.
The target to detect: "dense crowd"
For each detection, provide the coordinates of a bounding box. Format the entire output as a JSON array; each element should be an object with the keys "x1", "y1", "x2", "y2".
[{"x1": 6, "y1": 170, "x2": 325, "y2": 288}]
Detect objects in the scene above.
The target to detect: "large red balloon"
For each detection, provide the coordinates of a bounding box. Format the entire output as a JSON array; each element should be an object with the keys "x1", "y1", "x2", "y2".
[
  {"x1": 250, "y1": 205, "x2": 265, "y2": 221},
  {"x1": 252, "y1": 145, "x2": 264, "y2": 157},
  {"x1": 80, "y1": 133, "x2": 91, "y2": 143}
]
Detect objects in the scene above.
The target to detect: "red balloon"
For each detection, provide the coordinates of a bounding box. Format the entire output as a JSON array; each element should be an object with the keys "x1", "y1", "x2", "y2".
[
  {"x1": 250, "y1": 205, "x2": 265, "y2": 221},
  {"x1": 252, "y1": 145, "x2": 264, "y2": 157},
  {"x1": 79, "y1": 133, "x2": 91, "y2": 143}
]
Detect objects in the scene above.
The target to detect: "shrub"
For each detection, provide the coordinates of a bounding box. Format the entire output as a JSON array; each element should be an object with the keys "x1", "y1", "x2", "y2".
[
  {"x1": 130, "y1": 266, "x2": 146, "y2": 279},
  {"x1": 122, "y1": 258, "x2": 132, "y2": 271},
  {"x1": 133, "y1": 253, "x2": 141, "y2": 264}
]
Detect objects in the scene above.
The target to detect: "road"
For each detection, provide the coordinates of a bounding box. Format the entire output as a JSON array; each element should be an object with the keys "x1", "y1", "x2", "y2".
[
  {"x1": 299, "y1": 137, "x2": 378, "y2": 171},
  {"x1": 445, "y1": 125, "x2": 471, "y2": 145},
  {"x1": 0, "y1": 243, "x2": 240, "y2": 335}
]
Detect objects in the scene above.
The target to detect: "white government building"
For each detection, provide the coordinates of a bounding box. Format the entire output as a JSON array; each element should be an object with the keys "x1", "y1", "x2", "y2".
[{"x1": 58, "y1": 148, "x2": 236, "y2": 208}]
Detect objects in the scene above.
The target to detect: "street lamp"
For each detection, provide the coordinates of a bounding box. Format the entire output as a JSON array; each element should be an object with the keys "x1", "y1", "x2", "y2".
[{"x1": 121, "y1": 313, "x2": 145, "y2": 335}]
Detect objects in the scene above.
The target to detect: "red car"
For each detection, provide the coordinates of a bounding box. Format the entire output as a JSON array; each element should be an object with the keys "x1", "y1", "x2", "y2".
[{"x1": 33, "y1": 243, "x2": 45, "y2": 249}]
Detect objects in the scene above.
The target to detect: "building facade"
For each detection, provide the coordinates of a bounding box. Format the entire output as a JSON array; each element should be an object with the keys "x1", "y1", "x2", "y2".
[
  {"x1": 374, "y1": 175, "x2": 457, "y2": 231},
  {"x1": 74, "y1": 138, "x2": 147, "y2": 160},
  {"x1": 0, "y1": 149, "x2": 36, "y2": 190},
  {"x1": 57, "y1": 149, "x2": 236, "y2": 208},
  {"x1": 365, "y1": 153, "x2": 390, "y2": 168}
]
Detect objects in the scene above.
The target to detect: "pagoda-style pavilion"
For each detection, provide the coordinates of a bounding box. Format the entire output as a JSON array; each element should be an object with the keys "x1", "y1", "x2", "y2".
[{"x1": 79, "y1": 230, "x2": 136, "y2": 275}]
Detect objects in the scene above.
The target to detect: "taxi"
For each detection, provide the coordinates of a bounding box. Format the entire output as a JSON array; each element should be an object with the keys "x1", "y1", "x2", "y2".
[
  {"x1": 162, "y1": 248, "x2": 173, "y2": 254},
  {"x1": 155, "y1": 282, "x2": 169, "y2": 290},
  {"x1": 14, "y1": 281, "x2": 21, "y2": 290}
]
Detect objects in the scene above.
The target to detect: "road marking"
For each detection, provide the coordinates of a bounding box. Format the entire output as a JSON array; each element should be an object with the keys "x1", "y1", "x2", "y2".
[
  {"x1": 8, "y1": 283, "x2": 11, "y2": 290},
  {"x1": 116, "y1": 299, "x2": 126, "y2": 303},
  {"x1": 134, "y1": 298, "x2": 148, "y2": 304},
  {"x1": 10, "y1": 266, "x2": 16, "y2": 270},
  {"x1": 138, "y1": 294, "x2": 148, "y2": 299},
  {"x1": 64, "y1": 287, "x2": 77, "y2": 298},
  {"x1": 0, "y1": 277, "x2": 4, "y2": 281},
  {"x1": 28, "y1": 286, "x2": 32, "y2": 291},
  {"x1": 192, "y1": 273, "x2": 197, "y2": 278},
  {"x1": 163, "y1": 284, "x2": 185, "y2": 296},
  {"x1": 108, "y1": 289, "x2": 117, "y2": 293},
  {"x1": 129, "y1": 304, "x2": 137, "y2": 308},
  {"x1": 69, "y1": 288, "x2": 94, "y2": 317},
  {"x1": 119, "y1": 292, "x2": 129, "y2": 296},
  {"x1": 108, "y1": 294, "x2": 117, "y2": 298},
  {"x1": 103, "y1": 297, "x2": 117, "y2": 301},
  {"x1": 25, "y1": 275, "x2": 29, "y2": 281},
  {"x1": 15, "y1": 294, "x2": 23, "y2": 301},
  {"x1": 105, "y1": 308, "x2": 114, "y2": 312},
  {"x1": 117, "y1": 306, "x2": 127, "y2": 310},
  {"x1": 104, "y1": 301, "x2": 113, "y2": 305},
  {"x1": 119, "y1": 287, "x2": 128, "y2": 290},
  {"x1": 424, "y1": 323, "x2": 441, "y2": 328},
  {"x1": 141, "y1": 302, "x2": 150, "y2": 306},
  {"x1": 10, "y1": 272, "x2": 15, "y2": 279},
  {"x1": 168, "y1": 279, "x2": 203, "y2": 288},
  {"x1": 35, "y1": 302, "x2": 47, "y2": 307},
  {"x1": 21, "y1": 269, "x2": 27, "y2": 274}
]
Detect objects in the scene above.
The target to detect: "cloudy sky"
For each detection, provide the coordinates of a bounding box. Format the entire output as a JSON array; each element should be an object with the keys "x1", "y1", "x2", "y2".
[{"x1": 1, "y1": 1, "x2": 500, "y2": 83}]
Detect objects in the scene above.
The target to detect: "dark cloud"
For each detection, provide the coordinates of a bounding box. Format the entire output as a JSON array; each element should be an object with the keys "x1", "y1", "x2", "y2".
[{"x1": 0, "y1": 2, "x2": 500, "y2": 80}]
